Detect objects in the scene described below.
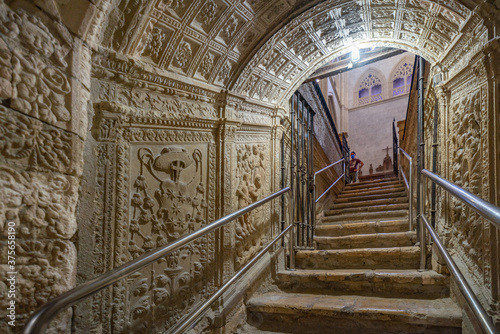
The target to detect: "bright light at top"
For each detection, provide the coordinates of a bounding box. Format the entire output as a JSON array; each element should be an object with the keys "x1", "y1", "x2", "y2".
[{"x1": 351, "y1": 48, "x2": 360, "y2": 62}]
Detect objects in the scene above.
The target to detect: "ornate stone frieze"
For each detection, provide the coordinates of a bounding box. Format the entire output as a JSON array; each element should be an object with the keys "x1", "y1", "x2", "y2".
[{"x1": 92, "y1": 51, "x2": 219, "y2": 104}]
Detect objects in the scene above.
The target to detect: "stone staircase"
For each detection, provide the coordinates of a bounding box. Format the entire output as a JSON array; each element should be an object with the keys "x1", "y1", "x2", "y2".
[{"x1": 241, "y1": 177, "x2": 463, "y2": 334}]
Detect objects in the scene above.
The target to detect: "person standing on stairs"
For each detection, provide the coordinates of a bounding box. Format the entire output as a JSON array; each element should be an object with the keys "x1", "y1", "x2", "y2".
[{"x1": 349, "y1": 152, "x2": 364, "y2": 183}]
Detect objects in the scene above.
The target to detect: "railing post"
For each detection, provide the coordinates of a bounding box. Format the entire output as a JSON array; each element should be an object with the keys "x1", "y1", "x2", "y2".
[
  {"x1": 280, "y1": 133, "x2": 285, "y2": 247},
  {"x1": 409, "y1": 157, "x2": 413, "y2": 231},
  {"x1": 431, "y1": 99, "x2": 438, "y2": 228},
  {"x1": 289, "y1": 94, "x2": 296, "y2": 270},
  {"x1": 301, "y1": 102, "x2": 306, "y2": 247},
  {"x1": 308, "y1": 108, "x2": 315, "y2": 248},
  {"x1": 416, "y1": 55, "x2": 426, "y2": 270},
  {"x1": 295, "y1": 97, "x2": 301, "y2": 248}
]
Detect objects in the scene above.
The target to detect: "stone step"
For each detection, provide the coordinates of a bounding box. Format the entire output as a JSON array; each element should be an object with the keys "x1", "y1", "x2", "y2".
[
  {"x1": 296, "y1": 246, "x2": 420, "y2": 270},
  {"x1": 326, "y1": 203, "x2": 409, "y2": 216},
  {"x1": 315, "y1": 231, "x2": 417, "y2": 249},
  {"x1": 338, "y1": 186, "x2": 407, "y2": 198},
  {"x1": 321, "y1": 209, "x2": 408, "y2": 224},
  {"x1": 315, "y1": 220, "x2": 410, "y2": 237},
  {"x1": 345, "y1": 180, "x2": 400, "y2": 191},
  {"x1": 246, "y1": 293, "x2": 462, "y2": 334},
  {"x1": 346, "y1": 177, "x2": 398, "y2": 187},
  {"x1": 276, "y1": 269, "x2": 449, "y2": 299},
  {"x1": 334, "y1": 190, "x2": 407, "y2": 204},
  {"x1": 331, "y1": 196, "x2": 408, "y2": 210}
]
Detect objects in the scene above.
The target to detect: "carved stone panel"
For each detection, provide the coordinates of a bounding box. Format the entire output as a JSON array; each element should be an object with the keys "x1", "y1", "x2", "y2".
[
  {"x1": 88, "y1": 106, "x2": 218, "y2": 333},
  {"x1": 234, "y1": 135, "x2": 271, "y2": 269}
]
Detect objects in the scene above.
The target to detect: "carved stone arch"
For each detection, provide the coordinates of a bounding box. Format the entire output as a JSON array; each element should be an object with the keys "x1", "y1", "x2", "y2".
[{"x1": 353, "y1": 68, "x2": 387, "y2": 106}]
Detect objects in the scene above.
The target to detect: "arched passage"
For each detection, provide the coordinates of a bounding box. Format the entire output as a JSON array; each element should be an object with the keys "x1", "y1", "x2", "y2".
[{"x1": 0, "y1": 0, "x2": 498, "y2": 332}]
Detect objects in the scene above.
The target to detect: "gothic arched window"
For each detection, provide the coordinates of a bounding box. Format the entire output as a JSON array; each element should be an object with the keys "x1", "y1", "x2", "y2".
[
  {"x1": 358, "y1": 73, "x2": 382, "y2": 106},
  {"x1": 392, "y1": 62, "x2": 413, "y2": 96}
]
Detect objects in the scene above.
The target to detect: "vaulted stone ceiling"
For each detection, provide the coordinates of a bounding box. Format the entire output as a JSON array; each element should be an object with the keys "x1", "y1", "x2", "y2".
[{"x1": 95, "y1": 0, "x2": 490, "y2": 106}]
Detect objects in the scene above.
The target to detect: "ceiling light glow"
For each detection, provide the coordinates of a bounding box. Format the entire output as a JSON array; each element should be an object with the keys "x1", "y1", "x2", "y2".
[{"x1": 351, "y1": 48, "x2": 360, "y2": 62}]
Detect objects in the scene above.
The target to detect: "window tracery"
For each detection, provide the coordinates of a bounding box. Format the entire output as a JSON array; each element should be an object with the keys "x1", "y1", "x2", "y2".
[
  {"x1": 392, "y1": 61, "x2": 413, "y2": 96},
  {"x1": 358, "y1": 73, "x2": 382, "y2": 105}
]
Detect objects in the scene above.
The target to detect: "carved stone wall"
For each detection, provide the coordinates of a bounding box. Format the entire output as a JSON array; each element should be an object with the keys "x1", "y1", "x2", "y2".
[
  {"x1": 74, "y1": 49, "x2": 284, "y2": 331},
  {"x1": 438, "y1": 51, "x2": 499, "y2": 315},
  {"x1": 0, "y1": 1, "x2": 91, "y2": 331},
  {"x1": 83, "y1": 101, "x2": 217, "y2": 333}
]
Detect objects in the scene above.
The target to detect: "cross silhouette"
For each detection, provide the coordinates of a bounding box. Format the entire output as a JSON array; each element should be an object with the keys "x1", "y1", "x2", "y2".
[{"x1": 382, "y1": 146, "x2": 390, "y2": 156}]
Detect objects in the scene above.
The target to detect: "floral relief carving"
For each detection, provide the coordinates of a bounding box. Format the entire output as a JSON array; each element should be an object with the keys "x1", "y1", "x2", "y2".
[
  {"x1": 143, "y1": 27, "x2": 167, "y2": 63},
  {"x1": 0, "y1": 106, "x2": 79, "y2": 175},
  {"x1": 173, "y1": 41, "x2": 193, "y2": 70},
  {"x1": 199, "y1": 0, "x2": 218, "y2": 26},
  {"x1": 199, "y1": 53, "x2": 215, "y2": 79},
  {"x1": 0, "y1": 9, "x2": 74, "y2": 128},
  {"x1": 0, "y1": 165, "x2": 78, "y2": 328}
]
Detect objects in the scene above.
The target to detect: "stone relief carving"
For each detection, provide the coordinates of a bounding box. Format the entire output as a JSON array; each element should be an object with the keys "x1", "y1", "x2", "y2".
[
  {"x1": 234, "y1": 141, "x2": 270, "y2": 268},
  {"x1": 448, "y1": 88, "x2": 487, "y2": 284},
  {"x1": 0, "y1": 106, "x2": 80, "y2": 175},
  {"x1": 173, "y1": 40, "x2": 193, "y2": 70},
  {"x1": 142, "y1": 27, "x2": 167, "y2": 63},
  {"x1": 0, "y1": 5, "x2": 84, "y2": 136},
  {"x1": 119, "y1": 144, "x2": 211, "y2": 332},
  {"x1": 0, "y1": 164, "x2": 78, "y2": 332}
]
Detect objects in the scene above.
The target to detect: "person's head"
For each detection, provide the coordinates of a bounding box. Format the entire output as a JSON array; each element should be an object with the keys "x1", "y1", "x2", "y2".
[{"x1": 351, "y1": 152, "x2": 356, "y2": 159}]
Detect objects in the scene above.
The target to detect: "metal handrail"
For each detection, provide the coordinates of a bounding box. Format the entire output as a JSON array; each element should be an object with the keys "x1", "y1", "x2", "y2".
[
  {"x1": 398, "y1": 147, "x2": 413, "y2": 231},
  {"x1": 23, "y1": 187, "x2": 291, "y2": 334},
  {"x1": 314, "y1": 158, "x2": 345, "y2": 203},
  {"x1": 310, "y1": 158, "x2": 345, "y2": 242},
  {"x1": 172, "y1": 223, "x2": 294, "y2": 333},
  {"x1": 422, "y1": 169, "x2": 500, "y2": 228},
  {"x1": 420, "y1": 213, "x2": 498, "y2": 334},
  {"x1": 420, "y1": 169, "x2": 500, "y2": 334}
]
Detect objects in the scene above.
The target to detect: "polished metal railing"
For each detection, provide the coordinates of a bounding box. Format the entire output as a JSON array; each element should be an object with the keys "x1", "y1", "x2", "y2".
[
  {"x1": 398, "y1": 147, "x2": 413, "y2": 231},
  {"x1": 420, "y1": 169, "x2": 500, "y2": 334},
  {"x1": 311, "y1": 158, "x2": 345, "y2": 234},
  {"x1": 23, "y1": 187, "x2": 292, "y2": 334}
]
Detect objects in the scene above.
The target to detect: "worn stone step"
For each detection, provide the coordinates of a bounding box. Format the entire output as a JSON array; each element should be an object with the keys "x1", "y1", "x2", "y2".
[
  {"x1": 296, "y1": 246, "x2": 420, "y2": 270},
  {"x1": 315, "y1": 220, "x2": 410, "y2": 237},
  {"x1": 345, "y1": 180, "x2": 400, "y2": 191},
  {"x1": 246, "y1": 293, "x2": 462, "y2": 334},
  {"x1": 334, "y1": 190, "x2": 407, "y2": 204},
  {"x1": 321, "y1": 209, "x2": 408, "y2": 223},
  {"x1": 338, "y1": 186, "x2": 407, "y2": 198},
  {"x1": 332, "y1": 196, "x2": 408, "y2": 210},
  {"x1": 276, "y1": 269, "x2": 449, "y2": 299},
  {"x1": 345, "y1": 177, "x2": 398, "y2": 187},
  {"x1": 326, "y1": 203, "x2": 409, "y2": 216},
  {"x1": 315, "y1": 231, "x2": 417, "y2": 249}
]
